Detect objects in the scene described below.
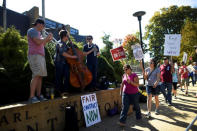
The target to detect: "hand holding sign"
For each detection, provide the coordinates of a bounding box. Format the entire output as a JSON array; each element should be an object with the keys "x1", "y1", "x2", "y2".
[{"x1": 132, "y1": 44, "x2": 144, "y2": 60}]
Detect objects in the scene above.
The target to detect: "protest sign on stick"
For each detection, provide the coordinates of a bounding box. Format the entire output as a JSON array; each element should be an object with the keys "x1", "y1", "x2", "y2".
[
  {"x1": 110, "y1": 46, "x2": 126, "y2": 61},
  {"x1": 164, "y1": 34, "x2": 181, "y2": 56},
  {"x1": 131, "y1": 43, "x2": 144, "y2": 60}
]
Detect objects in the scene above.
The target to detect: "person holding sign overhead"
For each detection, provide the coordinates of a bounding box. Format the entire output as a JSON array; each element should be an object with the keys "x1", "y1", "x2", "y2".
[
  {"x1": 140, "y1": 59, "x2": 160, "y2": 118},
  {"x1": 119, "y1": 65, "x2": 142, "y2": 126}
]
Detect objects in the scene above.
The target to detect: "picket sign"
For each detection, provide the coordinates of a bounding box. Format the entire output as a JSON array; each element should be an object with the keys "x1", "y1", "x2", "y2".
[
  {"x1": 131, "y1": 43, "x2": 144, "y2": 60},
  {"x1": 110, "y1": 46, "x2": 126, "y2": 61},
  {"x1": 81, "y1": 93, "x2": 101, "y2": 127},
  {"x1": 164, "y1": 34, "x2": 181, "y2": 56}
]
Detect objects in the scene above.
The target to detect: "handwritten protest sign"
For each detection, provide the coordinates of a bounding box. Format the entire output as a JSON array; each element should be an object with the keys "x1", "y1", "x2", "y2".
[
  {"x1": 110, "y1": 46, "x2": 126, "y2": 61},
  {"x1": 81, "y1": 93, "x2": 101, "y2": 127},
  {"x1": 164, "y1": 34, "x2": 181, "y2": 56},
  {"x1": 131, "y1": 44, "x2": 144, "y2": 60}
]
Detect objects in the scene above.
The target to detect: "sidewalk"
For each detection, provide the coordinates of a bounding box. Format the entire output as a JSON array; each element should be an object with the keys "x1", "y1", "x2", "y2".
[{"x1": 80, "y1": 85, "x2": 197, "y2": 131}]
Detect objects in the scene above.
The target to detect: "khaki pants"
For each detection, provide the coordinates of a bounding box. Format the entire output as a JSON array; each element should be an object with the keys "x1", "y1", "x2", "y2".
[{"x1": 28, "y1": 54, "x2": 47, "y2": 78}]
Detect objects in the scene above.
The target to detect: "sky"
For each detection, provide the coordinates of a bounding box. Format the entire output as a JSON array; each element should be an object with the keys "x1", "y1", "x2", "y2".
[{"x1": 1, "y1": 0, "x2": 197, "y2": 61}]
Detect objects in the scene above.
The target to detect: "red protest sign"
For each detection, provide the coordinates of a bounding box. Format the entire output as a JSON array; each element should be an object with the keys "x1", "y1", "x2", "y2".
[{"x1": 110, "y1": 46, "x2": 126, "y2": 61}]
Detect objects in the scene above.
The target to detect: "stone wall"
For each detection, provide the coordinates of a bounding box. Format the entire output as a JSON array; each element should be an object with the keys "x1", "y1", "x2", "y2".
[{"x1": 0, "y1": 88, "x2": 133, "y2": 131}]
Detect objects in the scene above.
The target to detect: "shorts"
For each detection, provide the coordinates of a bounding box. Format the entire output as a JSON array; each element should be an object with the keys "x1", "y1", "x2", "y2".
[
  {"x1": 172, "y1": 82, "x2": 178, "y2": 90},
  {"x1": 146, "y1": 85, "x2": 160, "y2": 95},
  {"x1": 28, "y1": 54, "x2": 47, "y2": 78},
  {"x1": 181, "y1": 78, "x2": 189, "y2": 86}
]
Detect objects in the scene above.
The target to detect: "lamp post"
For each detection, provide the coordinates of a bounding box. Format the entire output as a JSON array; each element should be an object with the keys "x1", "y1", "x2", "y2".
[
  {"x1": 42, "y1": 0, "x2": 45, "y2": 20},
  {"x1": 133, "y1": 11, "x2": 146, "y2": 84},
  {"x1": 2, "y1": 0, "x2": 7, "y2": 32}
]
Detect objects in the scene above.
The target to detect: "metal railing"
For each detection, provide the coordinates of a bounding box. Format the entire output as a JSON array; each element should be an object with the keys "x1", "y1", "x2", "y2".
[{"x1": 185, "y1": 115, "x2": 197, "y2": 131}]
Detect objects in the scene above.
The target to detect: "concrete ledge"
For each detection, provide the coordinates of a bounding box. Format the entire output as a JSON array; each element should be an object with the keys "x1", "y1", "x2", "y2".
[{"x1": 0, "y1": 88, "x2": 131, "y2": 131}]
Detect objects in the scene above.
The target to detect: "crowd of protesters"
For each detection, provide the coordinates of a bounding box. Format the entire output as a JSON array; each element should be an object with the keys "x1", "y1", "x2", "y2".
[{"x1": 119, "y1": 56, "x2": 197, "y2": 126}]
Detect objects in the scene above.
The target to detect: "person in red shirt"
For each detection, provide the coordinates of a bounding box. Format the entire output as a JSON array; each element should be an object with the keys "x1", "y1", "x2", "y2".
[
  {"x1": 179, "y1": 62, "x2": 189, "y2": 95},
  {"x1": 160, "y1": 57, "x2": 173, "y2": 106}
]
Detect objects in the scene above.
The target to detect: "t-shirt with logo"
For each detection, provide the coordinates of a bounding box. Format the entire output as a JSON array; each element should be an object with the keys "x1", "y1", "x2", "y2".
[
  {"x1": 54, "y1": 40, "x2": 69, "y2": 64},
  {"x1": 122, "y1": 73, "x2": 139, "y2": 94},
  {"x1": 27, "y1": 28, "x2": 45, "y2": 56},
  {"x1": 160, "y1": 64, "x2": 172, "y2": 83},
  {"x1": 179, "y1": 65, "x2": 189, "y2": 79}
]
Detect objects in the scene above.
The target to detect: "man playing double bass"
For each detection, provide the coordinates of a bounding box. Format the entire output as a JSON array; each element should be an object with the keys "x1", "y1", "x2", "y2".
[
  {"x1": 83, "y1": 35, "x2": 100, "y2": 91},
  {"x1": 54, "y1": 30, "x2": 94, "y2": 95}
]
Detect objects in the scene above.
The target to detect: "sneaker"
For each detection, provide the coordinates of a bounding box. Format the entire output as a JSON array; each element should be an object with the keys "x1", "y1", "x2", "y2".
[
  {"x1": 168, "y1": 102, "x2": 172, "y2": 106},
  {"x1": 117, "y1": 122, "x2": 126, "y2": 127},
  {"x1": 38, "y1": 95, "x2": 47, "y2": 101},
  {"x1": 145, "y1": 112, "x2": 151, "y2": 118},
  {"x1": 155, "y1": 109, "x2": 159, "y2": 115},
  {"x1": 28, "y1": 97, "x2": 40, "y2": 104}
]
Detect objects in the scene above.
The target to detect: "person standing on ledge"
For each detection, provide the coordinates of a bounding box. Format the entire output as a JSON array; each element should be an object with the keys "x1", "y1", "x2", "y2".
[
  {"x1": 83, "y1": 35, "x2": 100, "y2": 91},
  {"x1": 27, "y1": 18, "x2": 53, "y2": 103}
]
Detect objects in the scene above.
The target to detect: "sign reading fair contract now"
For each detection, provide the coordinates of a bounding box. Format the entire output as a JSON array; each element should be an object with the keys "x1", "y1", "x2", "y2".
[
  {"x1": 164, "y1": 34, "x2": 181, "y2": 56},
  {"x1": 81, "y1": 93, "x2": 101, "y2": 127},
  {"x1": 110, "y1": 46, "x2": 126, "y2": 61}
]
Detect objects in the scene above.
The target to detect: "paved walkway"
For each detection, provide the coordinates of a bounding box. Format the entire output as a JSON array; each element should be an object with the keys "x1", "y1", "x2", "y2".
[{"x1": 80, "y1": 85, "x2": 197, "y2": 131}]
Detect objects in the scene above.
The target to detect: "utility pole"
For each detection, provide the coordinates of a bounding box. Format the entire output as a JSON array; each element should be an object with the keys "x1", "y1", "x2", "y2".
[
  {"x1": 3, "y1": 0, "x2": 7, "y2": 32},
  {"x1": 42, "y1": 0, "x2": 45, "y2": 20}
]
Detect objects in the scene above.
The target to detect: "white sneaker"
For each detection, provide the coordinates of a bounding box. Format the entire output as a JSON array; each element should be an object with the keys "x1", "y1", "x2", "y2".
[
  {"x1": 145, "y1": 112, "x2": 151, "y2": 118},
  {"x1": 38, "y1": 95, "x2": 47, "y2": 101}
]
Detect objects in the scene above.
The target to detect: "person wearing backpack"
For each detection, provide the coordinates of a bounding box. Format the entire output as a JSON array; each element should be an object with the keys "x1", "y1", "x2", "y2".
[{"x1": 141, "y1": 59, "x2": 160, "y2": 118}]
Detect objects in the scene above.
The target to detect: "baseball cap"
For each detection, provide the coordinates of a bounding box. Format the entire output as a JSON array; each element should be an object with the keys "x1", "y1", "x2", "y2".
[{"x1": 32, "y1": 18, "x2": 45, "y2": 26}]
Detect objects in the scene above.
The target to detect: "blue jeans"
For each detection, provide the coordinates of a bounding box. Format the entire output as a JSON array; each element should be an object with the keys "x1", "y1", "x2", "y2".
[
  {"x1": 194, "y1": 74, "x2": 197, "y2": 84},
  {"x1": 160, "y1": 82, "x2": 172, "y2": 104},
  {"x1": 120, "y1": 92, "x2": 141, "y2": 123},
  {"x1": 55, "y1": 62, "x2": 70, "y2": 92}
]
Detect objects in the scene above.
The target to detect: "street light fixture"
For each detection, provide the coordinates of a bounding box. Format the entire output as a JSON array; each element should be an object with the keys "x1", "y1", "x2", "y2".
[{"x1": 133, "y1": 11, "x2": 146, "y2": 84}]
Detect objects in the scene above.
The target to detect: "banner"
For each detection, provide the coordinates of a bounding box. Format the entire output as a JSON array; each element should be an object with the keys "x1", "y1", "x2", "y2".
[
  {"x1": 110, "y1": 46, "x2": 126, "y2": 61},
  {"x1": 81, "y1": 93, "x2": 101, "y2": 127},
  {"x1": 183, "y1": 52, "x2": 187, "y2": 64},
  {"x1": 131, "y1": 44, "x2": 144, "y2": 60},
  {"x1": 164, "y1": 34, "x2": 181, "y2": 56}
]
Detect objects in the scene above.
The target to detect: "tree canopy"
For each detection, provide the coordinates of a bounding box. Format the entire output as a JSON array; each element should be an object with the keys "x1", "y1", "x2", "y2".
[{"x1": 145, "y1": 5, "x2": 197, "y2": 60}]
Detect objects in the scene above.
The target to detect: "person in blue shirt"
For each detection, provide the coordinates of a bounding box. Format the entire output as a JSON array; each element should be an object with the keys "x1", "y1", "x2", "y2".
[{"x1": 83, "y1": 35, "x2": 100, "y2": 91}]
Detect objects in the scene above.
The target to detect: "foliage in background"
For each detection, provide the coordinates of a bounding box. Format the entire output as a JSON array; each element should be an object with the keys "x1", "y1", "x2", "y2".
[
  {"x1": 100, "y1": 33, "x2": 123, "y2": 82},
  {"x1": 178, "y1": 19, "x2": 197, "y2": 63},
  {"x1": 0, "y1": 26, "x2": 28, "y2": 72},
  {"x1": 145, "y1": 5, "x2": 197, "y2": 61}
]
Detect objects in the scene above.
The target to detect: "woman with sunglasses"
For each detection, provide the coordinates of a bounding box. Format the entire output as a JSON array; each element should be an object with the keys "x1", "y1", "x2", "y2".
[
  {"x1": 141, "y1": 59, "x2": 160, "y2": 118},
  {"x1": 119, "y1": 65, "x2": 142, "y2": 126}
]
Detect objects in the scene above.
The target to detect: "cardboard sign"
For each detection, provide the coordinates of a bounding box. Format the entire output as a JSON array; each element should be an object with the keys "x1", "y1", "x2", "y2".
[
  {"x1": 110, "y1": 46, "x2": 126, "y2": 61},
  {"x1": 131, "y1": 44, "x2": 144, "y2": 60},
  {"x1": 164, "y1": 34, "x2": 181, "y2": 56},
  {"x1": 81, "y1": 93, "x2": 101, "y2": 127},
  {"x1": 183, "y1": 52, "x2": 187, "y2": 64}
]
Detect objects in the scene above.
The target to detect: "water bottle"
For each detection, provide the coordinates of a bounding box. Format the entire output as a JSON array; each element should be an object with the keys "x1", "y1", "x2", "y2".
[{"x1": 93, "y1": 45, "x2": 97, "y2": 56}]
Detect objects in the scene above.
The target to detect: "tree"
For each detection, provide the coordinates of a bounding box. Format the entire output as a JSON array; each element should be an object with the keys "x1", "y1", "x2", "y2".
[
  {"x1": 145, "y1": 5, "x2": 197, "y2": 60},
  {"x1": 179, "y1": 19, "x2": 197, "y2": 63},
  {"x1": 100, "y1": 33, "x2": 123, "y2": 82}
]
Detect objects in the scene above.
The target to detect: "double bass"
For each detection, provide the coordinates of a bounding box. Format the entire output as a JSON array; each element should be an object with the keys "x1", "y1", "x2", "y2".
[{"x1": 66, "y1": 37, "x2": 92, "y2": 89}]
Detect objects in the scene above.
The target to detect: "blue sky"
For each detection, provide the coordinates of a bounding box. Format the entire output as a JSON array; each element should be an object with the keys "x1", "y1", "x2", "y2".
[{"x1": 1, "y1": 0, "x2": 197, "y2": 61}]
